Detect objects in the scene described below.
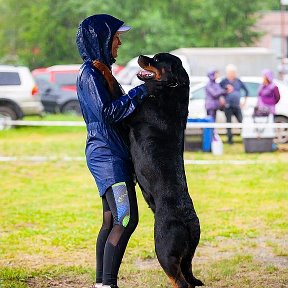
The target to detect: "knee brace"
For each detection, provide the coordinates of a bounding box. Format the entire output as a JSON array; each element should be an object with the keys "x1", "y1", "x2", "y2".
[{"x1": 111, "y1": 182, "x2": 130, "y2": 227}]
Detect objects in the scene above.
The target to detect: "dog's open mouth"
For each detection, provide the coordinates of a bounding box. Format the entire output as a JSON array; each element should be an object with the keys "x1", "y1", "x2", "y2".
[{"x1": 137, "y1": 69, "x2": 156, "y2": 81}]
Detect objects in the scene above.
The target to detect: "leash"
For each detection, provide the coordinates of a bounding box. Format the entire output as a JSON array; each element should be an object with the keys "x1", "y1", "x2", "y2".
[{"x1": 92, "y1": 60, "x2": 124, "y2": 98}]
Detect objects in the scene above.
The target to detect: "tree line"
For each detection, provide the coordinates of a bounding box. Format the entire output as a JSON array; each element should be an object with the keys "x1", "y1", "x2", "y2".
[{"x1": 0, "y1": 0, "x2": 279, "y2": 69}]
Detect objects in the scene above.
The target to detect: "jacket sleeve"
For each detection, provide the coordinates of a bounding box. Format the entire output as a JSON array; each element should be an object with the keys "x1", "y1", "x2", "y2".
[
  {"x1": 239, "y1": 80, "x2": 249, "y2": 97},
  {"x1": 81, "y1": 70, "x2": 149, "y2": 124},
  {"x1": 274, "y1": 86, "x2": 281, "y2": 104},
  {"x1": 220, "y1": 79, "x2": 226, "y2": 89},
  {"x1": 206, "y1": 84, "x2": 226, "y2": 99}
]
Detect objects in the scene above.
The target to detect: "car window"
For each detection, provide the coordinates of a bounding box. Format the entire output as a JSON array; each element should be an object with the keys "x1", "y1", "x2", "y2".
[
  {"x1": 54, "y1": 72, "x2": 78, "y2": 86},
  {"x1": 34, "y1": 73, "x2": 50, "y2": 82},
  {"x1": 242, "y1": 82, "x2": 260, "y2": 97},
  {"x1": 35, "y1": 78, "x2": 59, "y2": 93},
  {"x1": 190, "y1": 87, "x2": 205, "y2": 100},
  {"x1": 0, "y1": 72, "x2": 21, "y2": 85}
]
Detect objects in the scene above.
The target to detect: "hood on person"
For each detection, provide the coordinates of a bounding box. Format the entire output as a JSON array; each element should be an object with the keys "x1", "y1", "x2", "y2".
[
  {"x1": 76, "y1": 14, "x2": 131, "y2": 68},
  {"x1": 262, "y1": 69, "x2": 274, "y2": 85},
  {"x1": 207, "y1": 70, "x2": 219, "y2": 82}
]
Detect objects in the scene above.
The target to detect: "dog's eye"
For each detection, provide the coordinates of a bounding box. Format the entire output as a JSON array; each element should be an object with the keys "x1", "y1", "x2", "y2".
[{"x1": 154, "y1": 58, "x2": 159, "y2": 63}]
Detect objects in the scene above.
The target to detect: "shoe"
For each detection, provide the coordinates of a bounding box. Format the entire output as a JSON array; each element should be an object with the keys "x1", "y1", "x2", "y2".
[
  {"x1": 92, "y1": 284, "x2": 102, "y2": 288},
  {"x1": 102, "y1": 285, "x2": 118, "y2": 288}
]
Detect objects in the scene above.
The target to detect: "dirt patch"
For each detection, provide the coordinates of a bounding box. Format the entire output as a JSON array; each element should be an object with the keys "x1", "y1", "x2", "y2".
[
  {"x1": 203, "y1": 267, "x2": 288, "y2": 288},
  {"x1": 27, "y1": 274, "x2": 91, "y2": 288},
  {"x1": 196, "y1": 236, "x2": 288, "y2": 268},
  {"x1": 1, "y1": 248, "x2": 95, "y2": 270},
  {"x1": 2, "y1": 235, "x2": 287, "y2": 288},
  {"x1": 134, "y1": 258, "x2": 161, "y2": 270},
  {"x1": 135, "y1": 235, "x2": 288, "y2": 270},
  {"x1": 253, "y1": 237, "x2": 288, "y2": 268},
  {"x1": 4, "y1": 235, "x2": 285, "y2": 271}
]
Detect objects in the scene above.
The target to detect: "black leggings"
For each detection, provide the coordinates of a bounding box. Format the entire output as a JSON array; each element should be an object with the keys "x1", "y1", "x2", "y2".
[
  {"x1": 225, "y1": 106, "x2": 243, "y2": 143},
  {"x1": 96, "y1": 182, "x2": 138, "y2": 286}
]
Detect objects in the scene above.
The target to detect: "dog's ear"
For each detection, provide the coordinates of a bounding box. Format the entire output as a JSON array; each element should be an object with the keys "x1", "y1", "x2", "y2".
[{"x1": 171, "y1": 62, "x2": 189, "y2": 86}]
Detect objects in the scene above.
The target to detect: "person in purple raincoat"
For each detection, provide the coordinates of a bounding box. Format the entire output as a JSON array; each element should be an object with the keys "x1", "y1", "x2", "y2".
[
  {"x1": 257, "y1": 70, "x2": 280, "y2": 115},
  {"x1": 205, "y1": 70, "x2": 227, "y2": 120}
]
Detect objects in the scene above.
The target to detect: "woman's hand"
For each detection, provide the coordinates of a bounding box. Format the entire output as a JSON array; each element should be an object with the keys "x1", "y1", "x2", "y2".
[
  {"x1": 219, "y1": 96, "x2": 226, "y2": 108},
  {"x1": 226, "y1": 84, "x2": 234, "y2": 94},
  {"x1": 240, "y1": 97, "x2": 248, "y2": 109}
]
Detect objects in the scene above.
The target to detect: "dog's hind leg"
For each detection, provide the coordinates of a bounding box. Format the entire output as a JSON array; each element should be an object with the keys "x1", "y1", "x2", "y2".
[
  {"x1": 181, "y1": 220, "x2": 203, "y2": 287},
  {"x1": 154, "y1": 219, "x2": 189, "y2": 287},
  {"x1": 180, "y1": 256, "x2": 204, "y2": 287},
  {"x1": 157, "y1": 255, "x2": 190, "y2": 288}
]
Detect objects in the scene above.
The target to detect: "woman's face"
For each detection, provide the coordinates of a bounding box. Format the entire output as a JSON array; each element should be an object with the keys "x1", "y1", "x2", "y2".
[
  {"x1": 263, "y1": 75, "x2": 270, "y2": 85},
  {"x1": 111, "y1": 32, "x2": 122, "y2": 59}
]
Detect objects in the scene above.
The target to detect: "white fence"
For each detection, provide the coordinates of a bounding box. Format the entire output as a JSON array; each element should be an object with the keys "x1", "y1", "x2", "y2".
[
  {"x1": 0, "y1": 119, "x2": 288, "y2": 129},
  {"x1": 0, "y1": 120, "x2": 85, "y2": 128}
]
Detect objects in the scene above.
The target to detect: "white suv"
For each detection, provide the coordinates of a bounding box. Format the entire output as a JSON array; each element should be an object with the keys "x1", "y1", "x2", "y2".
[
  {"x1": 0, "y1": 65, "x2": 43, "y2": 120},
  {"x1": 115, "y1": 54, "x2": 206, "y2": 92}
]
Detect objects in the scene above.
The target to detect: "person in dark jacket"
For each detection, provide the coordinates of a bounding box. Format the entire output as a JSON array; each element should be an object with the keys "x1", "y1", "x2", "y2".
[
  {"x1": 76, "y1": 14, "x2": 164, "y2": 288},
  {"x1": 205, "y1": 70, "x2": 226, "y2": 120},
  {"x1": 220, "y1": 64, "x2": 249, "y2": 144}
]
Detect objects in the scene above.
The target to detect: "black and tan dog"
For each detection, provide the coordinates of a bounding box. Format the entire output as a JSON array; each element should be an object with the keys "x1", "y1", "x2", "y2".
[{"x1": 127, "y1": 53, "x2": 203, "y2": 288}]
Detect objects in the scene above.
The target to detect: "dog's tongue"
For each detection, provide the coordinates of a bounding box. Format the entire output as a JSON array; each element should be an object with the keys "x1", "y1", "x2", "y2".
[{"x1": 137, "y1": 70, "x2": 155, "y2": 80}]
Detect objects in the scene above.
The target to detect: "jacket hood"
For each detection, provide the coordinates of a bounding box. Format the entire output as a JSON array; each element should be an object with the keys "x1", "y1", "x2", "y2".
[
  {"x1": 207, "y1": 70, "x2": 217, "y2": 81},
  {"x1": 262, "y1": 69, "x2": 274, "y2": 83},
  {"x1": 76, "y1": 14, "x2": 124, "y2": 67}
]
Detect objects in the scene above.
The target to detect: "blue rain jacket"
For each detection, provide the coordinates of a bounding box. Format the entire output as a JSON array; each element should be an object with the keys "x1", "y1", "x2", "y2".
[{"x1": 76, "y1": 14, "x2": 148, "y2": 196}]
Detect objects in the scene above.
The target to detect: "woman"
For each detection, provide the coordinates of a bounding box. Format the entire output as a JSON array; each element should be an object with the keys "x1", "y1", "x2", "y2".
[
  {"x1": 76, "y1": 14, "x2": 163, "y2": 288},
  {"x1": 205, "y1": 70, "x2": 227, "y2": 120},
  {"x1": 257, "y1": 70, "x2": 280, "y2": 115}
]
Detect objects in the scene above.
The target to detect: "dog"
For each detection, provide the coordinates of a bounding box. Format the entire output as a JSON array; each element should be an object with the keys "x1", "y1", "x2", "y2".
[{"x1": 126, "y1": 53, "x2": 203, "y2": 288}]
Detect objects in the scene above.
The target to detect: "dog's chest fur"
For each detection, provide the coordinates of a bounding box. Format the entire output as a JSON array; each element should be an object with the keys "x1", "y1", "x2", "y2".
[{"x1": 127, "y1": 85, "x2": 189, "y2": 202}]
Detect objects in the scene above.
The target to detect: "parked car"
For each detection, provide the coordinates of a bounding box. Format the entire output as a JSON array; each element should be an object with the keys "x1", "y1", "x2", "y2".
[
  {"x1": 115, "y1": 54, "x2": 205, "y2": 92},
  {"x1": 33, "y1": 63, "x2": 124, "y2": 115},
  {"x1": 35, "y1": 78, "x2": 81, "y2": 115},
  {"x1": 188, "y1": 77, "x2": 288, "y2": 143},
  {"x1": 32, "y1": 65, "x2": 80, "y2": 91},
  {"x1": 0, "y1": 65, "x2": 43, "y2": 120},
  {"x1": 112, "y1": 64, "x2": 125, "y2": 75},
  {"x1": 33, "y1": 65, "x2": 81, "y2": 115}
]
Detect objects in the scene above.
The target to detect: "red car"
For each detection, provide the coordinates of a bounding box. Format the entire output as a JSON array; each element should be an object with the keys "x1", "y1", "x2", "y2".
[
  {"x1": 32, "y1": 65, "x2": 81, "y2": 115},
  {"x1": 32, "y1": 64, "x2": 124, "y2": 115},
  {"x1": 32, "y1": 65, "x2": 80, "y2": 91},
  {"x1": 33, "y1": 64, "x2": 124, "y2": 90}
]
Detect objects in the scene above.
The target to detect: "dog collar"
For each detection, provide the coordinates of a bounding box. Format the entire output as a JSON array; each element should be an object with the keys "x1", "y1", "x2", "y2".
[
  {"x1": 167, "y1": 82, "x2": 188, "y2": 88},
  {"x1": 167, "y1": 83, "x2": 179, "y2": 88}
]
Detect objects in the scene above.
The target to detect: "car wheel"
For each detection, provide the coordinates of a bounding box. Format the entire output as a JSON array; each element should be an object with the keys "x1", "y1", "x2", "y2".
[
  {"x1": 61, "y1": 101, "x2": 81, "y2": 115},
  {"x1": 274, "y1": 116, "x2": 288, "y2": 144},
  {"x1": 0, "y1": 105, "x2": 17, "y2": 130}
]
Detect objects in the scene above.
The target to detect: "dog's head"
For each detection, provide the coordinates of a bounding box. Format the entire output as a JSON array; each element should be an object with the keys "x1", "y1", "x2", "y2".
[{"x1": 137, "y1": 53, "x2": 189, "y2": 87}]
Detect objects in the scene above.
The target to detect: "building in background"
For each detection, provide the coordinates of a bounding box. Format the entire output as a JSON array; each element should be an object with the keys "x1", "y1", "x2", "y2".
[
  {"x1": 255, "y1": 11, "x2": 288, "y2": 78},
  {"x1": 255, "y1": 11, "x2": 288, "y2": 59}
]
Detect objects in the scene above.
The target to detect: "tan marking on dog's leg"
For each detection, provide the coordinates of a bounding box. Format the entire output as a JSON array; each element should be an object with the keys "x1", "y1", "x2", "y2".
[{"x1": 168, "y1": 276, "x2": 178, "y2": 288}]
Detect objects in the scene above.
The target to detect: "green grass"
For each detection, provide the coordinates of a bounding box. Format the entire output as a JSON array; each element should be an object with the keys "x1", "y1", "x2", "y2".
[{"x1": 0, "y1": 115, "x2": 287, "y2": 287}]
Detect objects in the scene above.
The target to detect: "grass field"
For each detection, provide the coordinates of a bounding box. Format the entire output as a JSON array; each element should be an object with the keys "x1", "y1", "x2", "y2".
[{"x1": 0, "y1": 115, "x2": 287, "y2": 288}]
